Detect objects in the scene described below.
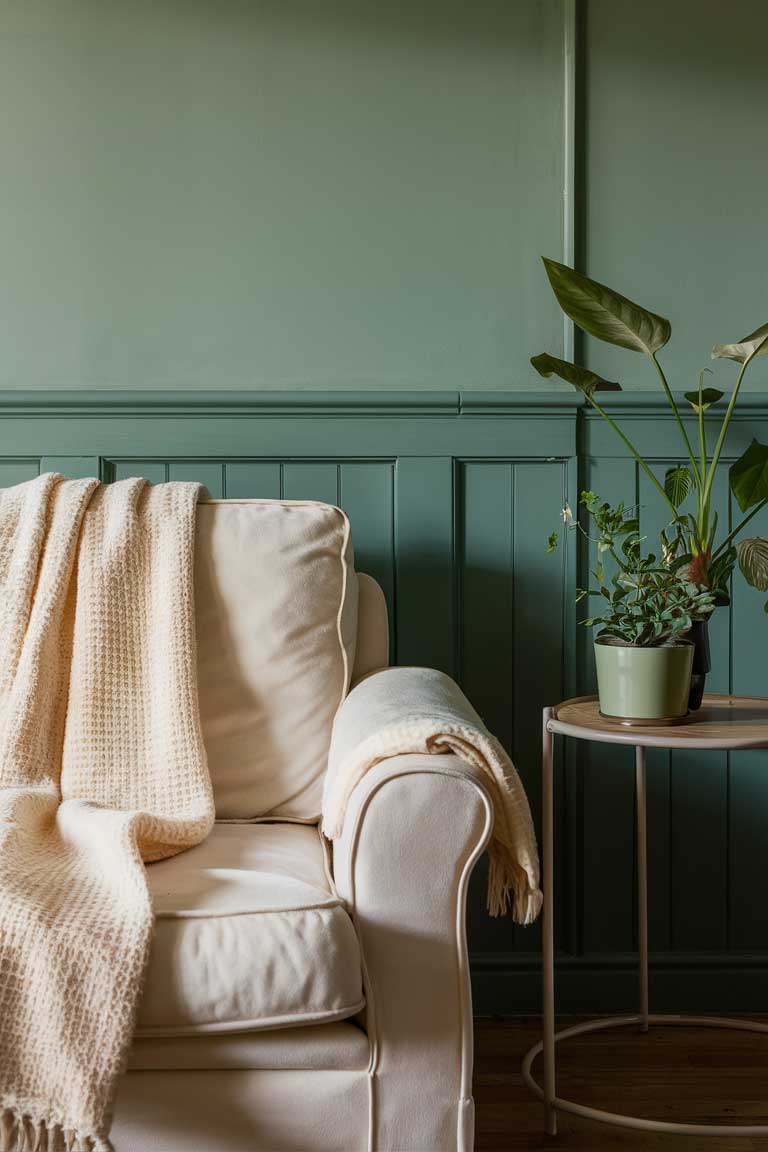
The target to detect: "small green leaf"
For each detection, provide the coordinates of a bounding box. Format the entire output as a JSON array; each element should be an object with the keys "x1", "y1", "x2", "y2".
[
  {"x1": 542, "y1": 258, "x2": 671, "y2": 356},
  {"x1": 530, "y1": 352, "x2": 619, "y2": 397},
  {"x1": 683, "y1": 387, "x2": 724, "y2": 413},
  {"x1": 547, "y1": 532, "x2": 558, "y2": 553},
  {"x1": 664, "y1": 466, "x2": 694, "y2": 508},
  {"x1": 730, "y1": 439, "x2": 768, "y2": 513},
  {"x1": 712, "y1": 322, "x2": 768, "y2": 364},
  {"x1": 737, "y1": 537, "x2": 768, "y2": 592}
]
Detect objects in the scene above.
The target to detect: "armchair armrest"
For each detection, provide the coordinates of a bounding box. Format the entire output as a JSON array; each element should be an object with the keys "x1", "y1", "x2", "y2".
[
  {"x1": 330, "y1": 752, "x2": 493, "y2": 1152},
  {"x1": 322, "y1": 667, "x2": 540, "y2": 1150},
  {"x1": 330, "y1": 750, "x2": 493, "y2": 909},
  {"x1": 323, "y1": 666, "x2": 541, "y2": 922}
]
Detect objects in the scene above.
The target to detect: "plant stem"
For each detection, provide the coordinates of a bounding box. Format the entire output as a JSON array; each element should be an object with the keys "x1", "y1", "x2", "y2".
[
  {"x1": 698, "y1": 374, "x2": 708, "y2": 482},
  {"x1": 587, "y1": 393, "x2": 678, "y2": 517},
  {"x1": 702, "y1": 355, "x2": 753, "y2": 513},
  {"x1": 607, "y1": 544, "x2": 626, "y2": 574},
  {"x1": 697, "y1": 371, "x2": 708, "y2": 538},
  {"x1": 651, "y1": 353, "x2": 701, "y2": 485},
  {"x1": 712, "y1": 497, "x2": 768, "y2": 559}
]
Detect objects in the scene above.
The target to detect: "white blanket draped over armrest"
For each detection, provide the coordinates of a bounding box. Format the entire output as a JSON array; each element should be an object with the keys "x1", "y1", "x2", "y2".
[{"x1": 322, "y1": 666, "x2": 542, "y2": 924}]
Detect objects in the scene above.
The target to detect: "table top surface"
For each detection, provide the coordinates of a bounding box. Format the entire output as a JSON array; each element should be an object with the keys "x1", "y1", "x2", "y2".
[{"x1": 549, "y1": 694, "x2": 768, "y2": 749}]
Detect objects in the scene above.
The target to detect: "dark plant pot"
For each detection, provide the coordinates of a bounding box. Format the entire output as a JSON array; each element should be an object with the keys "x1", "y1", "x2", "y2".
[{"x1": 687, "y1": 618, "x2": 712, "y2": 711}]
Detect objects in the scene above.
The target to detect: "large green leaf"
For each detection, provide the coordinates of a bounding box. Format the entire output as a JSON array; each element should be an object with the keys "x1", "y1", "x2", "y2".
[
  {"x1": 730, "y1": 438, "x2": 768, "y2": 512},
  {"x1": 542, "y1": 258, "x2": 671, "y2": 356},
  {"x1": 530, "y1": 352, "x2": 620, "y2": 397},
  {"x1": 712, "y1": 322, "x2": 768, "y2": 364},
  {"x1": 664, "y1": 466, "x2": 693, "y2": 508},
  {"x1": 737, "y1": 537, "x2": 768, "y2": 592},
  {"x1": 683, "y1": 387, "x2": 724, "y2": 413}
]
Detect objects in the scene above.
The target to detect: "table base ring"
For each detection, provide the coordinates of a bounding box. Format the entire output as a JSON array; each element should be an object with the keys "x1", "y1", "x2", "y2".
[{"x1": 522, "y1": 1013, "x2": 768, "y2": 1138}]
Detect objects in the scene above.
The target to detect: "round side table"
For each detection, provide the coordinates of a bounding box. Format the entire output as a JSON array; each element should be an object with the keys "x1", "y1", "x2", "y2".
[{"x1": 523, "y1": 693, "x2": 768, "y2": 1139}]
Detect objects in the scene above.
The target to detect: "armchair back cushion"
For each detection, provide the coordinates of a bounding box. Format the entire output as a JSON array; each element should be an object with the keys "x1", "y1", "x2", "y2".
[{"x1": 195, "y1": 500, "x2": 357, "y2": 820}]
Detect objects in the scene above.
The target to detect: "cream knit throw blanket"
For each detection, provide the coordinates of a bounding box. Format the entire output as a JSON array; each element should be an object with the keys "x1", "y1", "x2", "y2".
[
  {"x1": 0, "y1": 474, "x2": 214, "y2": 1152},
  {"x1": 322, "y1": 666, "x2": 542, "y2": 924}
]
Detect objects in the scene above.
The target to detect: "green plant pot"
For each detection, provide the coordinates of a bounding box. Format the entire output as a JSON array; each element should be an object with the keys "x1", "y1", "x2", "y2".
[{"x1": 594, "y1": 636, "x2": 694, "y2": 724}]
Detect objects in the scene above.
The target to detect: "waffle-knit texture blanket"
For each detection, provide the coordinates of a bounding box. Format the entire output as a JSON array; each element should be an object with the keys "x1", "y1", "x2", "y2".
[
  {"x1": 0, "y1": 474, "x2": 214, "y2": 1152},
  {"x1": 322, "y1": 666, "x2": 542, "y2": 923}
]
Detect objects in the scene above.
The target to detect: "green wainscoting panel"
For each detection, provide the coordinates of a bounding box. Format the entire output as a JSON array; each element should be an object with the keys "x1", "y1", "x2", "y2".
[
  {"x1": 224, "y1": 463, "x2": 282, "y2": 500},
  {"x1": 40, "y1": 456, "x2": 101, "y2": 479},
  {"x1": 395, "y1": 457, "x2": 457, "y2": 675},
  {"x1": 282, "y1": 463, "x2": 339, "y2": 507},
  {"x1": 460, "y1": 461, "x2": 518, "y2": 966},
  {"x1": 338, "y1": 463, "x2": 396, "y2": 650},
  {"x1": 168, "y1": 462, "x2": 226, "y2": 498},
  {"x1": 460, "y1": 463, "x2": 516, "y2": 754},
  {"x1": 0, "y1": 460, "x2": 40, "y2": 486},
  {"x1": 4, "y1": 390, "x2": 768, "y2": 1013},
  {"x1": 511, "y1": 463, "x2": 568, "y2": 820},
  {"x1": 0, "y1": 456, "x2": 100, "y2": 484},
  {"x1": 111, "y1": 461, "x2": 168, "y2": 485}
]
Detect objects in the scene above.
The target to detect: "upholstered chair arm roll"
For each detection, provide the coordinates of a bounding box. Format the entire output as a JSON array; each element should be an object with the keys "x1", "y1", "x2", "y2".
[
  {"x1": 329, "y1": 751, "x2": 493, "y2": 1152},
  {"x1": 323, "y1": 666, "x2": 541, "y2": 922}
]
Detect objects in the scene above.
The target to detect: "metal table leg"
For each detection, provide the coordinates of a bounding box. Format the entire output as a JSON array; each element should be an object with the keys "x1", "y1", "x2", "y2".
[
  {"x1": 542, "y1": 707, "x2": 556, "y2": 1136},
  {"x1": 636, "y1": 746, "x2": 648, "y2": 1032}
]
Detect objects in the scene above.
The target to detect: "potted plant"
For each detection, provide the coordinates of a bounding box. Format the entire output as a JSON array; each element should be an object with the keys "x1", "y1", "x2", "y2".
[
  {"x1": 554, "y1": 492, "x2": 716, "y2": 723},
  {"x1": 533, "y1": 258, "x2": 768, "y2": 708}
]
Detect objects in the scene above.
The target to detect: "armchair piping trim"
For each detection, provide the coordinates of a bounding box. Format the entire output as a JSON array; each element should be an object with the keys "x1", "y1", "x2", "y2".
[
  {"x1": 338, "y1": 762, "x2": 493, "y2": 1151},
  {"x1": 335, "y1": 505, "x2": 354, "y2": 701},
  {"x1": 133, "y1": 1000, "x2": 367, "y2": 1039},
  {"x1": 155, "y1": 901, "x2": 344, "y2": 920}
]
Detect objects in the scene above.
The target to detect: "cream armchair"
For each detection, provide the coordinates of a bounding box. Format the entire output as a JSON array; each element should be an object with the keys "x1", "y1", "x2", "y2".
[{"x1": 111, "y1": 501, "x2": 494, "y2": 1152}]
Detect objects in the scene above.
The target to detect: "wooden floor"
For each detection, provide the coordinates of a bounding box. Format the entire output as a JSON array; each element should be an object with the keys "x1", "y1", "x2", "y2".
[{"x1": 474, "y1": 1018, "x2": 768, "y2": 1151}]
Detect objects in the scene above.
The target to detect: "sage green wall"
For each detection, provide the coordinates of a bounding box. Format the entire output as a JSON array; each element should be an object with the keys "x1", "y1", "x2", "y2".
[
  {"x1": 583, "y1": 0, "x2": 768, "y2": 392},
  {"x1": 0, "y1": 0, "x2": 565, "y2": 391},
  {"x1": 4, "y1": 1, "x2": 766, "y2": 395}
]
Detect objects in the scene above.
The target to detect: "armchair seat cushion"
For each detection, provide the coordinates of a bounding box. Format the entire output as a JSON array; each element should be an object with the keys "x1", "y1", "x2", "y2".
[{"x1": 136, "y1": 823, "x2": 365, "y2": 1036}]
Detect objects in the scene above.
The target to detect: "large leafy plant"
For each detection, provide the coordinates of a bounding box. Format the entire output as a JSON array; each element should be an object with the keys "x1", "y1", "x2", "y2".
[
  {"x1": 561, "y1": 492, "x2": 716, "y2": 646},
  {"x1": 533, "y1": 259, "x2": 768, "y2": 610}
]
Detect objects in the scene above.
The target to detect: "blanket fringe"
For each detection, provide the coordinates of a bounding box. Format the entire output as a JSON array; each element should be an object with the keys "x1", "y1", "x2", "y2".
[
  {"x1": 0, "y1": 1109, "x2": 113, "y2": 1152},
  {"x1": 487, "y1": 841, "x2": 543, "y2": 923}
]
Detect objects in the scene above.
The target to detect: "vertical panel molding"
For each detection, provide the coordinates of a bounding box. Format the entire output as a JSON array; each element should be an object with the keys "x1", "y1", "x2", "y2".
[{"x1": 395, "y1": 457, "x2": 456, "y2": 675}]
